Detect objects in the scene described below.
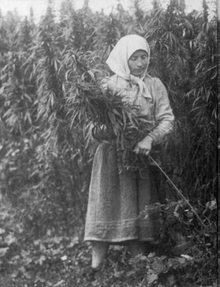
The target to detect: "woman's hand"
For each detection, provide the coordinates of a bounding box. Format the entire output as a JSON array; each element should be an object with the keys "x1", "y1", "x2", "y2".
[{"x1": 134, "y1": 136, "x2": 153, "y2": 156}]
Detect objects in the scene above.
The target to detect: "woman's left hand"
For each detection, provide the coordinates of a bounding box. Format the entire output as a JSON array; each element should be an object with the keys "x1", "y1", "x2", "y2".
[{"x1": 134, "y1": 136, "x2": 153, "y2": 156}]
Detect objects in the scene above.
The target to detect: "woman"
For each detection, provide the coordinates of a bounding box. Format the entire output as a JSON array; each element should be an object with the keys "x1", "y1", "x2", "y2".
[{"x1": 84, "y1": 34, "x2": 174, "y2": 271}]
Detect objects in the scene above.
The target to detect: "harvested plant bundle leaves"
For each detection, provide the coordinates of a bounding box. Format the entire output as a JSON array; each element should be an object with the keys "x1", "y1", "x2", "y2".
[{"x1": 72, "y1": 81, "x2": 154, "y2": 171}]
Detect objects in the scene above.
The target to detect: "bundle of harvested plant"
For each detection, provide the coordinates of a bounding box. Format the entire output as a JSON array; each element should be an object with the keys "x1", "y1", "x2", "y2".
[{"x1": 70, "y1": 79, "x2": 154, "y2": 171}]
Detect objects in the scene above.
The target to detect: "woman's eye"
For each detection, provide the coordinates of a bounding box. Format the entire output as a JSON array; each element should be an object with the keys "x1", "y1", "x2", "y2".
[{"x1": 130, "y1": 56, "x2": 147, "y2": 61}]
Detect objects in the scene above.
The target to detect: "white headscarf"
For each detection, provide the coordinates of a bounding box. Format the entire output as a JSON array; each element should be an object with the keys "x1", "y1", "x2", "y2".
[{"x1": 106, "y1": 34, "x2": 152, "y2": 102}]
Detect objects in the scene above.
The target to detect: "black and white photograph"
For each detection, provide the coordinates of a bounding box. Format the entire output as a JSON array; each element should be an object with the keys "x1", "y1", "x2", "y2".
[{"x1": 0, "y1": 0, "x2": 218, "y2": 286}]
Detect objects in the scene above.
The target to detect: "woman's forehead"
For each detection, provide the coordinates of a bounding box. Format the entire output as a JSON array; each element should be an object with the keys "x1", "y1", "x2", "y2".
[{"x1": 130, "y1": 50, "x2": 148, "y2": 57}]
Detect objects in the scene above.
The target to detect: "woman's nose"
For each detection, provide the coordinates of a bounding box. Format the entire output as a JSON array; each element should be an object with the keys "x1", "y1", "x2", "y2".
[{"x1": 136, "y1": 58, "x2": 143, "y2": 67}]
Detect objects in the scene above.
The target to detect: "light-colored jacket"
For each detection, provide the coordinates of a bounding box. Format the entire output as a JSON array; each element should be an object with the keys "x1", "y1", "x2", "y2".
[{"x1": 103, "y1": 74, "x2": 175, "y2": 144}]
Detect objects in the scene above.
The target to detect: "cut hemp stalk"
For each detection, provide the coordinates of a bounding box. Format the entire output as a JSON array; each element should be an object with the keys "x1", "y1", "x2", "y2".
[{"x1": 148, "y1": 155, "x2": 207, "y2": 228}]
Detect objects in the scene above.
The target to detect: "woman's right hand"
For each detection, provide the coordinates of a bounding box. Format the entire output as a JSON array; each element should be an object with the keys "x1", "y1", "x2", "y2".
[{"x1": 133, "y1": 136, "x2": 153, "y2": 156}]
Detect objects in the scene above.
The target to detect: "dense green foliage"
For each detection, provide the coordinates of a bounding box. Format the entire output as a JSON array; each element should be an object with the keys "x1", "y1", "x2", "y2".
[{"x1": 0, "y1": 0, "x2": 218, "y2": 286}]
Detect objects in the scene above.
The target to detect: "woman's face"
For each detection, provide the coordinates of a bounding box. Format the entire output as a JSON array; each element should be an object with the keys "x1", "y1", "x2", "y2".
[{"x1": 128, "y1": 50, "x2": 149, "y2": 77}]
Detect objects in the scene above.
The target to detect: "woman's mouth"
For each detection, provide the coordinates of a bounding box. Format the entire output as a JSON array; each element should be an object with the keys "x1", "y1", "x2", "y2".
[{"x1": 136, "y1": 68, "x2": 144, "y2": 72}]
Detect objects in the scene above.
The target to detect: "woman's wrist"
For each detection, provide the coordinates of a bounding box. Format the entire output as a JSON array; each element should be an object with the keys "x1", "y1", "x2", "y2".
[{"x1": 144, "y1": 135, "x2": 154, "y2": 144}]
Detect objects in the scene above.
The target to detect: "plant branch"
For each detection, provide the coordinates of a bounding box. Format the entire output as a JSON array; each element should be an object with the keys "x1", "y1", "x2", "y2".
[{"x1": 148, "y1": 155, "x2": 207, "y2": 228}]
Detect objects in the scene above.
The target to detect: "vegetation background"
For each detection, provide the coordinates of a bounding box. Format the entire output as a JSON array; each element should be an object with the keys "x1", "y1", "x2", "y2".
[{"x1": 0, "y1": 0, "x2": 218, "y2": 286}]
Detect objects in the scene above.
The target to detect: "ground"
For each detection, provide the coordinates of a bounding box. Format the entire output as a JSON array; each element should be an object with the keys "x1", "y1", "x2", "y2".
[{"x1": 0, "y1": 234, "x2": 218, "y2": 287}]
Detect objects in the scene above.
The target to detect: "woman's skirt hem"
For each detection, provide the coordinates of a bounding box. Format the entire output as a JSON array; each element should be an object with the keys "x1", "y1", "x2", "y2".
[{"x1": 84, "y1": 236, "x2": 156, "y2": 243}]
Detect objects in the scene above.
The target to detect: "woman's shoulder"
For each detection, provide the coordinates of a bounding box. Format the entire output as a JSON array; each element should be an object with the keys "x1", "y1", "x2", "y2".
[
  {"x1": 144, "y1": 76, "x2": 168, "y2": 102},
  {"x1": 101, "y1": 75, "x2": 128, "y2": 91},
  {"x1": 101, "y1": 74, "x2": 117, "y2": 85},
  {"x1": 144, "y1": 75, "x2": 164, "y2": 86}
]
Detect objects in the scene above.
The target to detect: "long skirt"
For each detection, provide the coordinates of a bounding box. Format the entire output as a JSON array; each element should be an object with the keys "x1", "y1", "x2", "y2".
[{"x1": 84, "y1": 142, "x2": 161, "y2": 243}]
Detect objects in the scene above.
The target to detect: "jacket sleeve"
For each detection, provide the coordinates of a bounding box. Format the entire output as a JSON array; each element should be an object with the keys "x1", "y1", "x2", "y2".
[{"x1": 147, "y1": 78, "x2": 174, "y2": 144}]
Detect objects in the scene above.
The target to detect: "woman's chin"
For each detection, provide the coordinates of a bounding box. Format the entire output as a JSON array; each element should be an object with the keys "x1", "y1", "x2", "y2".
[
  {"x1": 131, "y1": 70, "x2": 145, "y2": 77},
  {"x1": 131, "y1": 73, "x2": 142, "y2": 77}
]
